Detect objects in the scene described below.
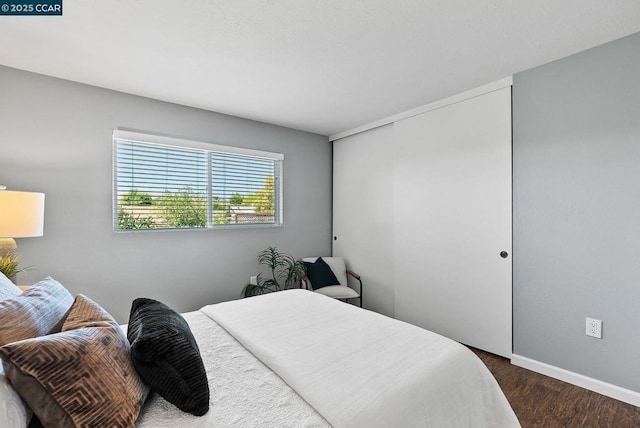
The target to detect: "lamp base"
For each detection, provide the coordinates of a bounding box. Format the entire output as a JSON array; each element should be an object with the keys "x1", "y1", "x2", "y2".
[{"x1": 0, "y1": 238, "x2": 17, "y2": 258}]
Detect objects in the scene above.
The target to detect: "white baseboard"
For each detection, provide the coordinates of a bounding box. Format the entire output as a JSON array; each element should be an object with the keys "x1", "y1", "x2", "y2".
[{"x1": 511, "y1": 354, "x2": 640, "y2": 407}]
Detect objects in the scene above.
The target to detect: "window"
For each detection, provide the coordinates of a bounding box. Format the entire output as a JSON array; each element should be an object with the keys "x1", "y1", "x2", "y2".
[{"x1": 113, "y1": 130, "x2": 283, "y2": 231}]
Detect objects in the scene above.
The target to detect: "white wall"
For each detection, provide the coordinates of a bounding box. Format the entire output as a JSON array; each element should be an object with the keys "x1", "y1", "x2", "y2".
[{"x1": 0, "y1": 65, "x2": 333, "y2": 323}]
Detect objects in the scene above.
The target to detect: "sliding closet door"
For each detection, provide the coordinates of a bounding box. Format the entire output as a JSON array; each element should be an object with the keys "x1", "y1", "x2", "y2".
[
  {"x1": 333, "y1": 124, "x2": 394, "y2": 317},
  {"x1": 393, "y1": 87, "x2": 512, "y2": 358}
]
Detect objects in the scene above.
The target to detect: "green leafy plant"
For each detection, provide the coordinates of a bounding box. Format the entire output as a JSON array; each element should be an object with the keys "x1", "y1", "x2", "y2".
[
  {"x1": 157, "y1": 188, "x2": 206, "y2": 228},
  {"x1": 0, "y1": 253, "x2": 25, "y2": 283},
  {"x1": 241, "y1": 273, "x2": 271, "y2": 297},
  {"x1": 243, "y1": 176, "x2": 275, "y2": 214},
  {"x1": 120, "y1": 189, "x2": 154, "y2": 206},
  {"x1": 229, "y1": 193, "x2": 244, "y2": 205},
  {"x1": 118, "y1": 209, "x2": 156, "y2": 230},
  {"x1": 212, "y1": 196, "x2": 231, "y2": 224},
  {"x1": 242, "y1": 246, "x2": 306, "y2": 297}
]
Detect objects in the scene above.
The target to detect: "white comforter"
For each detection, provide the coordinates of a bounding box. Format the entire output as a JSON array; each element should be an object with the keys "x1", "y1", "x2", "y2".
[
  {"x1": 136, "y1": 310, "x2": 330, "y2": 427},
  {"x1": 203, "y1": 290, "x2": 520, "y2": 428}
]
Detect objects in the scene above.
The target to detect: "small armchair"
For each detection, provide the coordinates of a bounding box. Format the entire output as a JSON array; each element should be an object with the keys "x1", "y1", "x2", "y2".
[{"x1": 301, "y1": 257, "x2": 363, "y2": 307}]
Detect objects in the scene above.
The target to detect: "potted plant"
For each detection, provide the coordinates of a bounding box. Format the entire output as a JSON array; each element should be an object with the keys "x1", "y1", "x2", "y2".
[
  {"x1": 0, "y1": 253, "x2": 22, "y2": 284},
  {"x1": 242, "y1": 246, "x2": 306, "y2": 297}
]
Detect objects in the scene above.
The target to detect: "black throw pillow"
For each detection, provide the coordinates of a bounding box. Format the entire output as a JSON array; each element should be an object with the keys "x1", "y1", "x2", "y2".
[
  {"x1": 303, "y1": 257, "x2": 340, "y2": 290},
  {"x1": 127, "y1": 298, "x2": 209, "y2": 416}
]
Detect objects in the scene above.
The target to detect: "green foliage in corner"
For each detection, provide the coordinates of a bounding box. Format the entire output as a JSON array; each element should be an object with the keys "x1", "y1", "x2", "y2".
[{"x1": 242, "y1": 246, "x2": 306, "y2": 298}]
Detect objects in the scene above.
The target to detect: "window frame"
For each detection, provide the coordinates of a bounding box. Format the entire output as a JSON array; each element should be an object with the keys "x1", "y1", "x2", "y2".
[{"x1": 112, "y1": 129, "x2": 284, "y2": 232}]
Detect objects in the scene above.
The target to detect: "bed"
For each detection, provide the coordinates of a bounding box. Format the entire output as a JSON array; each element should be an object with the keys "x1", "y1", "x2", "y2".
[
  {"x1": 0, "y1": 277, "x2": 520, "y2": 427},
  {"x1": 136, "y1": 290, "x2": 519, "y2": 427}
]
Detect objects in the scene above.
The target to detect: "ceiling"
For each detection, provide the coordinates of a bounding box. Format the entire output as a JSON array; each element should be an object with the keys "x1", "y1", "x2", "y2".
[{"x1": 1, "y1": 1, "x2": 639, "y2": 137}]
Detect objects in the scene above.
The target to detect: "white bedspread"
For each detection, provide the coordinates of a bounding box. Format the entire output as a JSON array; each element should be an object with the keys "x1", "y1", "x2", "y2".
[
  {"x1": 136, "y1": 311, "x2": 329, "y2": 428},
  {"x1": 202, "y1": 290, "x2": 520, "y2": 428}
]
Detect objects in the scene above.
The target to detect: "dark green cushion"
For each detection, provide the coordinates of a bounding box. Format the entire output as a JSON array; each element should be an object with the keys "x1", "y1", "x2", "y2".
[{"x1": 303, "y1": 257, "x2": 340, "y2": 290}]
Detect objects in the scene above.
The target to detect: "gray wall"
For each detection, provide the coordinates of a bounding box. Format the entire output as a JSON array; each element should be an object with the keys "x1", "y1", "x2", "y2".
[
  {"x1": 0, "y1": 66, "x2": 332, "y2": 323},
  {"x1": 513, "y1": 32, "x2": 640, "y2": 390}
]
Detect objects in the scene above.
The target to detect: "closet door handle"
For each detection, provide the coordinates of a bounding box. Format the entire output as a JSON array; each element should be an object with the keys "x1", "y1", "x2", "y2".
[{"x1": 500, "y1": 251, "x2": 508, "y2": 258}]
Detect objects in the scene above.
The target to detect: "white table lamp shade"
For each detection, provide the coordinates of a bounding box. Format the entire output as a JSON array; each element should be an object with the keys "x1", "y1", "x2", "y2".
[{"x1": 0, "y1": 191, "x2": 45, "y2": 238}]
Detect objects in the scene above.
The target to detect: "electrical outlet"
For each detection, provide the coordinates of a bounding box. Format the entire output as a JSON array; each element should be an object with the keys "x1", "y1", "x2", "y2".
[
  {"x1": 249, "y1": 275, "x2": 258, "y2": 285},
  {"x1": 586, "y1": 317, "x2": 602, "y2": 339}
]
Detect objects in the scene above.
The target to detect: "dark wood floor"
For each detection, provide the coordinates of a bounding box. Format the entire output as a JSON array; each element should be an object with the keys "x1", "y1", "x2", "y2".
[{"x1": 470, "y1": 348, "x2": 640, "y2": 427}]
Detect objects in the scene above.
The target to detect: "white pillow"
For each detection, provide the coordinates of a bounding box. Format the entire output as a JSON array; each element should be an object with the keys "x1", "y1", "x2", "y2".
[
  {"x1": 321, "y1": 258, "x2": 349, "y2": 287},
  {"x1": 0, "y1": 272, "x2": 21, "y2": 301},
  {"x1": 0, "y1": 364, "x2": 31, "y2": 427}
]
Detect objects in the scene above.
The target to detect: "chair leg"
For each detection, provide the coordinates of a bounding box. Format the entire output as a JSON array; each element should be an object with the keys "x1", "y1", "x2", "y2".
[{"x1": 355, "y1": 277, "x2": 363, "y2": 308}]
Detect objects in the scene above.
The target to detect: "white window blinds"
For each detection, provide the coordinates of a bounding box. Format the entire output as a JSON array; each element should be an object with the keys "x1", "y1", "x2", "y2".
[{"x1": 113, "y1": 130, "x2": 283, "y2": 231}]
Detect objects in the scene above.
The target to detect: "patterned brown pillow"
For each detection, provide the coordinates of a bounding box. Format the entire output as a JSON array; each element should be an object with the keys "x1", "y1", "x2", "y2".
[
  {"x1": 0, "y1": 277, "x2": 73, "y2": 346},
  {"x1": 0, "y1": 295, "x2": 149, "y2": 427}
]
